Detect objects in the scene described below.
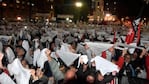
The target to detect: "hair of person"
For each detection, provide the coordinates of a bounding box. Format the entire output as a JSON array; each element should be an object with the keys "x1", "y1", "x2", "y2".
[{"x1": 15, "y1": 46, "x2": 27, "y2": 59}]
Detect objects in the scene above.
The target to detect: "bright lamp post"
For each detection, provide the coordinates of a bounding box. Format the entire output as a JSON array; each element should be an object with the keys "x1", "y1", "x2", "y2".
[
  {"x1": 75, "y1": 1, "x2": 83, "y2": 22},
  {"x1": 75, "y1": 2, "x2": 83, "y2": 8}
]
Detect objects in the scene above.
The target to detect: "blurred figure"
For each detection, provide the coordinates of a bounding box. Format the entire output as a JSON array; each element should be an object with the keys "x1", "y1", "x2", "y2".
[
  {"x1": 123, "y1": 19, "x2": 135, "y2": 44},
  {"x1": 119, "y1": 54, "x2": 136, "y2": 84},
  {"x1": 31, "y1": 68, "x2": 48, "y2": 84},
  {"x1": 61, "y1": 69, "x2": 77, "y2": 84}
]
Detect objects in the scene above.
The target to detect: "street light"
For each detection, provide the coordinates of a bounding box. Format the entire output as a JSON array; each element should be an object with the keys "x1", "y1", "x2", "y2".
[
  {"x1": 17, "y1": 16, "x2": 22, "y2": 21},
  {"x1": 105, "y1": 13, "x2": 111, "y2": 17},
  {"x1": 75, "y1": 2, "x2": 83, "y2": 8},
  {"x1": 75, "y1": 1, "x2": 83, "y2": 23}
]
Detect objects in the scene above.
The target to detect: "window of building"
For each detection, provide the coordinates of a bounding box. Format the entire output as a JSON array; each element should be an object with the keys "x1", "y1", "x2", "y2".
[
  {"x1": 107, "y1": 8, "x2": 109, "y2": 10},
  {"x1": 114, "y1": 2, "x2": 116, "y2": 5},
  {"x1": 27, "y1": 2, "x2": 30, "y2": 5},
  {"x1": 16, "y1": 0, "x2": 20, "y2": 4},
  {"x1": 31, "y1": 3, "x2": 35, "y2": 6},
  {"x1": 106, "y1": 3, "x2": 109, "y2": 5},
  {"x1": 22, "y1": 1, "x2": 25, "y2": 4},
  {"x1": 97, "y1": 2, "x2": 100, "y2": 6},
  {"x1": 114, "y1": 8, "x2": 116, "y2": 10}
]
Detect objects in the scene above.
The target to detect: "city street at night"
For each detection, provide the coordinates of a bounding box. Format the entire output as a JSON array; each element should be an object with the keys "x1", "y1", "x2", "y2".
[{"x1": 0, "y1": 0, "x2": 149, "y2": 84}]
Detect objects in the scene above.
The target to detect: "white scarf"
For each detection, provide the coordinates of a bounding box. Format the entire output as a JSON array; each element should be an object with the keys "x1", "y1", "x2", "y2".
[
  {"x1": 7, "y1": 58, "x2": 31, "y2": 84},
  {"x1": 5, "y1": 47, "x2": 15, "y2": 63},
  {"x1": 0, "y1": 72, "x2": 16, "y2": 84},
  {"x1": 33, "y1": 49, "x2": 41, "y2": 66},
  {"x1": 37, "y1": 48, "x2": 48, "y2": 69}
]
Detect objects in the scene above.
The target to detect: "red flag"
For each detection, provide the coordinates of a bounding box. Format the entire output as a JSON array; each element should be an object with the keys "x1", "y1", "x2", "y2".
[
  {"x1": 125, "y1": 28, "x2": 135, "y2": 44},
  {"x1": 101, "y1": 51, "x2": 106, "y2": 59},
  {"x1": 113, "y1": 31, "x2": 116, "y2": 43}
]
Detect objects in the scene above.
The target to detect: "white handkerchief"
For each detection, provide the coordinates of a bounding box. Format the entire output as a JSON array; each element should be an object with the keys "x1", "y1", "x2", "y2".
[
  {"x1": 7, "y1": 58, "x2": 31, "y2": 84},
  {"x1": 94, "y1": 56, "x2": 119, "y2": 75},
  {"x1": 85, "y1": 42, "x2": 113, "y2": 56},
  {"x1": 77, "y1": 55, "x2": 88, "y2": 68},
  {"x1": 5, "y1": 47, "x2": 15, "y2": 63},
  {"x1": 37, "y1": 48, "x2": 48, "y2": 69},
  {"x1": 0, "y1": 72, "x2": 16, "y2": 84},
  {"x1": 33, "y1": 49, "x2": 41, "y2": 66}
]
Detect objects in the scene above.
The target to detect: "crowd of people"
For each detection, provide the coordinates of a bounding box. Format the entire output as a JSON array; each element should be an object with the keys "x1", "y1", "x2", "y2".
[{"x1": 0, "y1": 20, "x2": 149, "y2": 84}]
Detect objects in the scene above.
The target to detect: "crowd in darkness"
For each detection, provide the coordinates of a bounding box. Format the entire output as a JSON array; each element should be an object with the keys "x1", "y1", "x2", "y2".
[{"x1": 0, "y1": 21, "x2": 149, "y2": 84}]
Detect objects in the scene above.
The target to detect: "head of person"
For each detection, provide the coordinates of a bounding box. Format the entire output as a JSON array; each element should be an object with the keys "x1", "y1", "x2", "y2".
[
  {"x1": 132, "y1": 50, "x2": 138, "y2": 61},
  {"x1": 17, "y1": 39, "x2": 23, "y2": 46},
  {"x1": 70, "y1": 41, "x2": 78, "y2": 50},
  {"x1": 123, "y1": 18, "x2": 133, "y2": 28},
  {"x1": 124, "y1": 54, "x2": 131, "y2": 63},
  {"x1": 50, "y1": 42, "x2": 56, "y2": 52},
  {"x1": 64, "y1": 69, "x2": 76, "y2": 81},
  {"x1": 36, "y1": 67, "x2": 44, "y2": 77},
  {"x1": 83, "y1": 63, "x2": 89, "y2": 70},
  {"x1": 15, "y1": 46, "x2": 26, "y2": 59},
  {"x1": 21, "y1": 59, "x2": 29, "y2": 68},
  {"x1": 86, "y1": 73, "x2": 95, "y2": 84},
  {"x1": 96, "y1": 70, "x2": 104, "y2": 81}
]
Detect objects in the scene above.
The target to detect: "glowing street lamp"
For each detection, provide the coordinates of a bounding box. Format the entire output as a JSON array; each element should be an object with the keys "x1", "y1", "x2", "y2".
[
  {"x1": 2, "y1": 3, "x2": 7, "y2": 7},
  {"x1": 17, "y1": 16, "x2": 22, "y2": 21},
  {"x1": 75, "y1": 2, "x2": 83, "y2": 8},
  {"x1": 105, "y1": 13, "x2": 111, "y2": 17}
]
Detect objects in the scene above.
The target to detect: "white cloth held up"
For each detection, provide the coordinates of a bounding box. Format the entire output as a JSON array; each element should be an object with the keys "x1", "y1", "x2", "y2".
[{"x1": 7, "y1": 58, "x2": 31, "y2": 84}]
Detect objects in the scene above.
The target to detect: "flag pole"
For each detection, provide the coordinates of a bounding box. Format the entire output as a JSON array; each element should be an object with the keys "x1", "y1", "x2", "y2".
[{"x1": 132, "y1": 1, "x2": 148, "y2": 46}]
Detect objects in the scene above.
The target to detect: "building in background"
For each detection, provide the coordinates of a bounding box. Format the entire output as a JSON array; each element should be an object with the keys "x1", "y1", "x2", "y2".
[
  {"x1": 88, "y1": 0, "x2": 119, "y2": 23},
  {"x1": 0, "y1": 0, "x2": 55, "y2": 22},
  {"x1": 88, "y1": 0, "x2": 104, "y2": 23},
  {"x1": 0, "y1": 0, "x2": 34, "y2": 21}
]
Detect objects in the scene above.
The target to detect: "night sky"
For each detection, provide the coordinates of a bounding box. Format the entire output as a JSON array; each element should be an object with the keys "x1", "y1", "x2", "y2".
[
  {"x1": 56, "y1": 0, "x2": 149, "y2": 18},
  {"x1": 119, "y1": 0, "x2": 149, "y2": 17}
]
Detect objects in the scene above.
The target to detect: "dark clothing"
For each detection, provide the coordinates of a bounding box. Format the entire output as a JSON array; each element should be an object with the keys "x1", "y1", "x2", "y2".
[
  {"x1": 61, "y1": 79, "x2": 78, "y2": 84},
  {"x1": 43, "y1": 61, "x2": 53, "y2": 77},
  {"x1": 95, "y1": 73, "x2": 115, "y2": 84},
  {"x1": 32, "y1": 76, "x2": 48, "y2": 84},
  {"x1": 119, "y1": 62, "x2": 136, "y2": 84},
  {"x1": 76, "y1": 64, "x2": 96, "y2": 84},
  {"x1": 76, "y1": 64, "x2": 90, "y2": 84},
  {"x1": 119, "y1": 62, "x2": 136, "y2": 77},
  {"x1": 131, "y1": 57, "x2": 146, "y2": 74}
]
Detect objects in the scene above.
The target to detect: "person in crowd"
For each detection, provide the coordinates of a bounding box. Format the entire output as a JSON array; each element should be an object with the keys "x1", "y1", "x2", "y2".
[
  {"x1": 31, "y1": 67, "x2": 48, "y2": 84},
  {"x1": 119, "y1": 53, "x2": 136, "y2": 84},
  {"x1": 61, "y1": 67, "x2": 78, "y2": 84},
  {"x1": 0, "y1": 22, "x2": 149, "y2": 84},
  {"x1": 123, "y1": 19, "x2": 135, "y2": 44},
  {"x1": 95, "y1": 70, "x2": 117, "y2": 84},
  {"x1": 43, "y1": 48, "x2": 64, "y2": 84},
  {"x1": 15, "y1": 46, "x2": 26, "y2": 61},
  {"x1": 83, "y1": 43, "x2": 95, "y2": 67},
  {"x1": 131, "y1": 48, "x2": 146, "y2": 79},
  {"x1": 76, "y1": 55, "x2": 90, "y2": 84}
]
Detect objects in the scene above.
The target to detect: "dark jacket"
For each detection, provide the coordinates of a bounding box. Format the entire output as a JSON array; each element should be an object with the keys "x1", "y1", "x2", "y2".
[{"x1": 95, "y1": 73, "x2": 115, "y2": 84}]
